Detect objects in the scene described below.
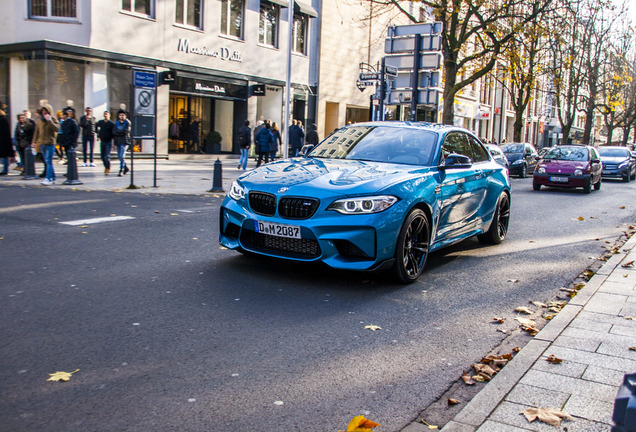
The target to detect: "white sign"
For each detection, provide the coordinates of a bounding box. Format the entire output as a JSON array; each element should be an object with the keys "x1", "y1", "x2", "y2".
[
  {"x1": 134, "y1": 88, "x2": 155, "y2": 116},
  {"x1": 177, "y1": 39, "x2": 243, "y2": 62}
]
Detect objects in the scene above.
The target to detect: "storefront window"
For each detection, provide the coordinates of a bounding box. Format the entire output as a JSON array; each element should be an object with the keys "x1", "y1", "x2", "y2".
[
  {"x1": 108, "y1": 63, "x2": 132, "y2": 115},
  {"x1": 0, "y1": 59, "x2": 8, "y2": 114},
  {"x1": 220, "y1": 0, "x2": 244, "y2": 39},
  {"x1": 29, "y1": 0, "x2": 77, "y2": 19},
  {"x1": 122, "y1": 0, "x2": 153, "y2": 17},
  {"x1": 292, "y1": 13, "x2": 307, "y2": 54},
  {"x1": 176, "y1": 0, "x2": 202, "y2": 28},
  {"x1": 28, "y1": 58, "x2": 85, "y2": 116},
  {"x1": 259, "y1": 2, "x2": 279, "y2": 47}
]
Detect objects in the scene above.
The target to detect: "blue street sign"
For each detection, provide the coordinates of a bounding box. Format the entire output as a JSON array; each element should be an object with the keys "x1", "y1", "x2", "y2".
[{"x1": 134, "y1": 71, "x2": 157, "y2": 88}]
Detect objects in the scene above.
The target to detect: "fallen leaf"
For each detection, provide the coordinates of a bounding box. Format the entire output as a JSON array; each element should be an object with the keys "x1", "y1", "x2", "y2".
[
  {"x1": 521, "y1": 406, "x2": 573, "y2": 427},
  {"x1": 492, "y1": 317, "x2": 505, "y2": 324},
  {"x1": 515, "y1": 307, "x2": 533, "y2": 314},
  {"x1": 473, "y1": 363, "x2": 498, "y2": 378},
  {"x1": 543, "y1": 313, "x2": 556, "y2": 320},
  {"x1": 531, "y1": 301, "x2": 547, "y2": 308},
  {"x1": 629, "y1": 347, "x2": 636, "y2": 351},
  {"x1": 546, "y1": 354, "x2": 562, "y2": 364},
  {"x1": 364, "y1": 325, "x2": 382, "y2": 331},
  {"x1": 522, "y1": 325, "x2": 539, "y2": 336},
  {"x1": 447, "y1": 398, "x2": 460, "y2": 406},
  {"x1": 420, "y1": 419, "x2": 438, "y2": 430},
  {"x1": 341, "y1": 415, "x2": 380, "y2": 432},
  {"x1": 461, "y1": 371, "x2": 476, "y2": 385},
  {"x1": 621, "y1": 260, "x2": 634, "y2": 268},
  {"x1": 472, "y1": 374, "x2": 486, "y2": 382},
  {"x1": 625, "y1": 316, "x2": 636, "y2": 321},
  {"x1": 620, "y1": 206, "x2": 626, "y2": 209},
  {"x1": 577, "y1": 216, "x2": 585, "y2": 221},
  {"x1": 47, "y1": 369, "x2": 80, "y2": 382},
  {"x1": 508, "y1": 279, "x2": 520, "y2": 283},
  {"x1": 515, "y1": 317, "x2": 536, "y2": 327},
  {"x1": 512, "y1": 346, "x2": 521, "y2": 352}
]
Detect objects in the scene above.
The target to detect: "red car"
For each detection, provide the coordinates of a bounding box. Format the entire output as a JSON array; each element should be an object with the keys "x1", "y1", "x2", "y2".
[{"x1": 533, "y1": 145, "x2": 602, "y2": 193}]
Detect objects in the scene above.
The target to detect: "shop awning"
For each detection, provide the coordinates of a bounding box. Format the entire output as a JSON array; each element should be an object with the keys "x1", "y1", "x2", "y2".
[{"x1": 267, "y1": 0, "x2": 318, "y2": 17}]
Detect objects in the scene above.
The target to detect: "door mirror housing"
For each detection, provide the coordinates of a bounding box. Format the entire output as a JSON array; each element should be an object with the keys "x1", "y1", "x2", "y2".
[{"x1": 440, "y1": 154, "x2": 473, "y2": 170}]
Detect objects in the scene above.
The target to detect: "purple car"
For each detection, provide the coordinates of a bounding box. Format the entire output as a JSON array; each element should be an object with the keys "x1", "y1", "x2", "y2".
[{"x1": 533, "y1": 145, "x2": 602, "y2": 193}]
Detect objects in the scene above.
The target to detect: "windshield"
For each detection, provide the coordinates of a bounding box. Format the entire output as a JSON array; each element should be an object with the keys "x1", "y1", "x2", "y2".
[
  {"x1": 544, "y1": 146, "x2": 589, "y2": 161},
  {"x1": 598, "y1": 147, "x2": 630, "y2": 158},
  {"x1": 308, "y1": 126, "x2": 438, "y2": 166},
  {"x1": 501, "y1": 143, "x2": 524, "y2": 153}
]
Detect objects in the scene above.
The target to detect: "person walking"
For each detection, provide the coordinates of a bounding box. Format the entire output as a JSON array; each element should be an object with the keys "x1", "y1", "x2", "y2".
[
  {"x1": 305, "y1": 123, "x2": 319, "y2": 152},
  {"x1": 270, "y1": 121, "x2": 281, "y2": 161},
  {"x1": 112, "y1": 109, "x2": 131, "y2": 177},
  {"x1": 14, "y1": 113, "x2": 35, "y2": 174},
  {"x1": 189, "y1": 116, "x2": 201, "y2": 153},
  {"x1": 59, "y1": 108, "x2": 79, "y2": 163},
  {"x1": 255, "y1": 122, "x2": 273, "y2": 168},
  {"x1": 0, "y1": 107, "x2": 13, "y2": 175},
  {"x1": 237, "y1": 120, "x2": 251, "y2": 170},
  {"x1": 79, "y1": 107, "x2": 96, "y2": 166},
  {"x1": 96, "y1": 111, "x2": 115, "y2": 175},
  {"x1": 289, "y1": 119, "x2": 305, "y2": 157},
  {"x1": 55, "y1": 110, "x2": 66, "y2": 164},
  {"x1": 32, "y1": 102, "x2": 60, "y2": 185}
]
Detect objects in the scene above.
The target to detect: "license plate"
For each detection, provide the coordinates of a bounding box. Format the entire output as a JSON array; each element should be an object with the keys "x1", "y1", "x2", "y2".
[
  {"x1": 549, "y1": 176, "x2": 568, "y2": 183},
  {"x1": 254, "y1": 220, "x2": 301, "y2": 239}
]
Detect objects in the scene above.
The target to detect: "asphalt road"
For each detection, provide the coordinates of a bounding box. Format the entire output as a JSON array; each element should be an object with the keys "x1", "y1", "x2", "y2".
[{"x1": 1, "y1": 177, "x2": 634, "y2": 432}]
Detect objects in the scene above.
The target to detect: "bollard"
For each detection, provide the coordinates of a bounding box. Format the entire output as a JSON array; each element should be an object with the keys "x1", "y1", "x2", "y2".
[
  {"x1": 62, "y1": 146, "x2": 83, "y2": 185},
  {"x1": 612, "y1": 372, "x2": 636, "y2": 432},
  {"x1": 23, "y1": 145, "x2": 38, "y2": 180},
  {"x1": 209, "y1": 158, "x2": 224, "y2": 193}
]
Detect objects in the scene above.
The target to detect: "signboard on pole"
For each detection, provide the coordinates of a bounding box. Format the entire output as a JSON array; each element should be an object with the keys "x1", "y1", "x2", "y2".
[{"x1": 131, "y1": 68, "x2": 157, "y2": 139}]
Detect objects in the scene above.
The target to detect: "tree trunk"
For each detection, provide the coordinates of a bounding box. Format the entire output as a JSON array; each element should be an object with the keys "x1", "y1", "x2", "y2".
[
  {"x1": 513, "y1": 110, "x2": 524, "y2": 142},
  {"x1": 442, "y1": 61, "x2": 458, "y2": 125},
  {"x1": 606, "y1": 126, "x2": 614, "y2": 146}
]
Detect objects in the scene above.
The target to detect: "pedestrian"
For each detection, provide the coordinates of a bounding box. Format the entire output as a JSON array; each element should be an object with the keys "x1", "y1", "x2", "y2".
[
  {"x1": 59, "y1": 107, "x2": 79, "y2": 161},
  {"x1": 289, "y1": 119, "x2": 305, "y2": 157},
  {"x1": 96, "y1": 111, "x2": 115, "y2": 175},
  {"x1": 112, "y1": 109, "x2": 131, "y2": 176},
  {"x1": 0, "y1": 107, "x2": 13, "y2": 175},
  {"x1": 55, "y1": 110, "x2": 66, "y2": 164},
  {"x1": 79, "y1": 107, "x2": 96, "y2": 166},
  {"x1": 255, "y1": 122, "x2": 273, "y2": 168},
  {"x1": 32, "y1": 102, "x2": 60, "y2": 185},
  {"x1": 14, "y1": 113, "x2": 35, "y2": 174},
  {"x1": 237, "y1": 120, "x2": 251, "y2": 170},
  {"x1": 305, "y1": 123, "x2": 319, "y2": 152},
  {"x1": 190, "y1": 116, "x2": 201, "y2": 153},
  {"x1": 271, "y1": 121, "x2": 281, "y2": 161}
]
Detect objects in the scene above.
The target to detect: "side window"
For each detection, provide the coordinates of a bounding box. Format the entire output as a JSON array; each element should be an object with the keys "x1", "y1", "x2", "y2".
[
  {"x1": 441, "y1": 132, "x2": 472, "y2": 161},
  {"x1": 468, "y1": 136, "x2": 489, "y2": 163}
]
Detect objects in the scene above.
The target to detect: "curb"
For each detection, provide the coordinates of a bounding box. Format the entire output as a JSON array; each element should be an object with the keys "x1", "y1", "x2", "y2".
[{"x1": 429, "y1": 233, "x2": 636, "y2": 432}]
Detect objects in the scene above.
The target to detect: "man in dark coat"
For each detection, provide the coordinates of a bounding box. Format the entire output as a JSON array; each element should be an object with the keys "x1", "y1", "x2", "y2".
[
  {"x1": 289, "y1": 120, "x2": 305, "y2": 157},
  {"x1": 305, "y1": 123, "x2": 319, "y2": 151},
  {"x1": 255, "y1": 122, "x2": 273, "y2": 167},
  {"x1": 14, "y1": 113, "x2": 35, "y2": 173},
  {"x1": 96, "y1": 111, "x2": 115, "y2": 175},
  {"x1": 0, "y1": 107, "x2": 13, "y2": 175},
  {"x1": 79, "y1": 107, "x2": 96, "y2": 166}
]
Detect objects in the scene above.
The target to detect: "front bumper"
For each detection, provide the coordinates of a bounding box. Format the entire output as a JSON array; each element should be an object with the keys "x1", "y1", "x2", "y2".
[
  {"x1": 533, "y1": 173, "x2": 590, "y2": 188},
  {"x1": 601, "y1": 167, "x2": 630, "y2": 179},
  {"x1": 219, "y1": 197, "x2": 405, "y2": 271},
  {"x1": 508, "y1": 163, "x2": 526, "y2": 176}
]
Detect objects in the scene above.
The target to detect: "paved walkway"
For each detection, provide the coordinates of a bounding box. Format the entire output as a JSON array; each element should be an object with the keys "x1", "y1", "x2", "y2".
[{"x1": 3, "y1": 155, "x2": 635, "y2": 431}]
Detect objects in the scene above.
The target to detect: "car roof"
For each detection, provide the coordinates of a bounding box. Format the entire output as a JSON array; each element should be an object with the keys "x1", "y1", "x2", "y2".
[{"x1": 343, "y1": 121, "x2": 469, "y2": 134}]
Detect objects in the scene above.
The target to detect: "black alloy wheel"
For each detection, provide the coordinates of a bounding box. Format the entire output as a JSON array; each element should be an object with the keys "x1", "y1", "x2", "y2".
[
  {"x1": 393, "y1": 209, "x2": 430, "y2": 284},
  {"x1": 594, "y1": 178, "x2": 601, "y2": 191},
  {"x1": 519, "y1": 164, "x2": 527, "y2": 178},
  {"x1": 478, "y1": 193, "x2": 510, "y2": 244}
]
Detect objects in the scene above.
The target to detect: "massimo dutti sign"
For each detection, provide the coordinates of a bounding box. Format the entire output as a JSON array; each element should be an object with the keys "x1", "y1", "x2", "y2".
[{"x1": 177, "y1": 39, "x2": 243, "y2": 62}]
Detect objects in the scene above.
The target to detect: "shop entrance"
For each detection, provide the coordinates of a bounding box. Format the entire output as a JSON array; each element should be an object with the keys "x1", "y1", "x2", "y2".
[{"x1": 168, "y1": 94, "x2": 211, "y2": 153}]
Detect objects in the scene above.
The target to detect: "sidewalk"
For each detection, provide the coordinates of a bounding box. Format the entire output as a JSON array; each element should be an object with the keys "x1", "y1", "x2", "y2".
[
  {"x1": 407, "y1": 235, "x2": 636, "y2": 431},
  {"x1": 0, "y1": 154, "x2": 246, "y2": 195}
]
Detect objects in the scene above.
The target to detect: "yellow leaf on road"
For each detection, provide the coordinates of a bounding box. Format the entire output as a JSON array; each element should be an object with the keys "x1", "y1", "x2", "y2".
[
  {"x1": 514, "y1": 307, "x2": 532, "y2": 314},
  {"x1": 364, "y1": 325, "x2": 382, "y2": 331},
  {"x1": 340, "y1": 415, "x2": 380, "y2": 432},
  {"x1": 521, "y1": 406, "x2": 573, "y2": 427},
  {"x1": 47, "y1": 369, "x2": 79, "y2": 382}
]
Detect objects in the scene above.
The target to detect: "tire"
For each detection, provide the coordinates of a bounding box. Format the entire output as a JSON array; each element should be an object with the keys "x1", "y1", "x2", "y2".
[
  {"x1": 623, "y1": 174, "x2": 630, "y2": 183},
  {"x1": 519, "y1": 164, "x2": 527, "y2": 178},
  {"x1": 533, "y1": 183, "x2": 541, "y2": 191},
  {"x1": 478, "y1": 193, "x2": 510, "y2": 245},
  {"x1": 392, "y1": 209, "x2": 430, "y2": 284},
  {"x1": 583, "y1": 180, "x2": 592, "y2": 194},
  {"x1": 594, "y1": 178, "x2": 601, "y2": 191}
]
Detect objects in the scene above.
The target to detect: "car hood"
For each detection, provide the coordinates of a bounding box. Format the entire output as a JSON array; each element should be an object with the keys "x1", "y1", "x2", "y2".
[
  {"x1": 236, "y1": 158, "x2": 431, "y2": 195},
  {"x1": 599, "y1": 156, "x2": 629, "y2": 164},
  {"x1": 504, "y1": 153, "x2": 523, "y2": 163},
  {"x1": 540, "y1": 160, "x2": 589, "y2": 173}
]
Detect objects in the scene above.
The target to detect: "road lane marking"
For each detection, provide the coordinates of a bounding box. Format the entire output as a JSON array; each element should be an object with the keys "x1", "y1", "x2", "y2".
[
  {"x1": 0, "y1": 199, "x2": 106, "y2": 214},
  {"x1": 59, "y1": 216, "x2": 136, "y2": 226}
]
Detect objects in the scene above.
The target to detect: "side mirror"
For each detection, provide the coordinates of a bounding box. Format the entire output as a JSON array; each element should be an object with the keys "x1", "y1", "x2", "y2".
[
  {"x1": 300, "y1": 144, "x2": 314, "y2": 157},
  {"x1": 591, "y1": 158, "x2": 600, "y2": 164},
  {"x1": 440, "y1": 153, "x2": 473, "y2": 170}
]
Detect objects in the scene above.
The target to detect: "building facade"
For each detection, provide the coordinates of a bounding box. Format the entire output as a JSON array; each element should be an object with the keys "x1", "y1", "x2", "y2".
[{"x1": 0, "y1": 0, "x2": 318, "y2": 156}]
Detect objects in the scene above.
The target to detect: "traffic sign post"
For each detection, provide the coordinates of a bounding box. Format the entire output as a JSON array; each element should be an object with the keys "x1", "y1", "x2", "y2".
[{"x1": 131, "y1": 68, "x2": 158, "y2": 187}]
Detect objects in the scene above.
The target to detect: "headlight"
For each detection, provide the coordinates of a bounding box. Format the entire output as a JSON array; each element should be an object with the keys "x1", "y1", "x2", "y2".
[
  {"x1": 327, "y1": 195, "x2": 398, "y2": 215},
  {"x1": 574, "y1": 169, "x2": 583, "y2": 176},
  {"x1": 228, "y1": 181, "x2": 246, "y2": 201},
  {"x1": 511, "y1": 159, "x2": 524, "y2": 165},
  {"x1": 537, "y1": 166, "x2": 546, "y2": 174},
  {"x1": 619, "y1": 161, "x2": 629, "y2": 168}
]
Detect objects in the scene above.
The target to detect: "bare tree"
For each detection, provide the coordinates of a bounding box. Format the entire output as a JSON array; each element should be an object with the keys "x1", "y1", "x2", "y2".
[{"x1": 363, "y1": 0, "x2": 552, "y2": 124}]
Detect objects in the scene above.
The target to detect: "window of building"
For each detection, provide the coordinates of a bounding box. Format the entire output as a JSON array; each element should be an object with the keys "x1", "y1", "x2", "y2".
[
  {"x1": 259, "y1": 1, "x2": 279, "y2": 47},
  {"x1": 220, "y1": 0, "x2": 244, "y2": 39},
  {"x1": 175, "y1": 0, "x2": 202, "y2": 28},
  {"x1": 122, "y1": 0, "x2": 153, "y2": 17},
  {"x1": 292, "y1": 13, "x2": 307, "y2": 54},
  {"x1": 29, "y1": 0, "x2": 77, "y2": 19}
]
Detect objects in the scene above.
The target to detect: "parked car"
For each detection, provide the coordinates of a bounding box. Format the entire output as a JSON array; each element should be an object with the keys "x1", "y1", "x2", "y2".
[
  {"x1": 501, "y1": 142, "x2": 538, "y2": 177},
  {"x1": 597, "y1": 146, "x2": 636, "y2": 182},
  {"x1": 533, "y1": 145, "x2": 602, "y2": 193},
  {"x1": 220, "y1": 122, "x2": 511, "y2": 283},
  {"x1": 538, "y1": 147, "x2": 552, "y2": 159},
  {"x1": 485, "y1": 143, "x2": 509, "y2": 168}
]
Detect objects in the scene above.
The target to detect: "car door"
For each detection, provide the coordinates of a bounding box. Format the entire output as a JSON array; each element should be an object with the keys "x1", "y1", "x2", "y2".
[
  {"x1": 435, "y1": 132, "x2": 486, "y2": 244},
  {"x1": 589, "y1": 147, "x2": 602, "y2": 182},
  {"x1": 525, "y1": 144, "x2": 538, "y2": 172}
]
